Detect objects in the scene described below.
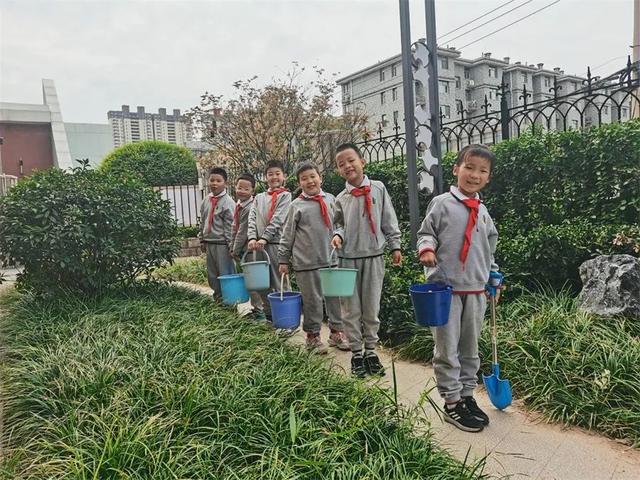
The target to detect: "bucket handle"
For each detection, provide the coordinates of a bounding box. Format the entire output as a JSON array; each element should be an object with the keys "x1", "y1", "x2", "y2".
[
  {"x1": 329, "y1": 247, "x2": 339, "y2": 268},
  {"x1": 425, "y1": 261, "x2": 452, "y2": 288},
  {"x1": 279, "y1": 272, "x2": 292, "y2": 301},
  {"x1": 241, "y1": 248, "x2": 271, "y2": 265}
]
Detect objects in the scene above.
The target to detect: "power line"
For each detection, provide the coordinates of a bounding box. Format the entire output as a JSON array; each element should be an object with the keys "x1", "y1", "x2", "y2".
[
  {"x1": 459, "y1": 0, "x2": 562, "y2": 50},
  {"x1": 440, "y1": 0, "x2": 535, "y2": 45},
  {"x1": 438, "y1": 0, "x2": 520, "y2": 40}
]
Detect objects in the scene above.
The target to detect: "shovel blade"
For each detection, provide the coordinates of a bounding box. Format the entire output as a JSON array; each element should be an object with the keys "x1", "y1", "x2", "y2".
[{"x1": 482, "y1": 363, "x2": 512, "y2": 410}]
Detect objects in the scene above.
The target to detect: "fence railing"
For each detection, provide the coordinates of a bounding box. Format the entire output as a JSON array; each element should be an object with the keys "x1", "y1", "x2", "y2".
[
  {"x1": 356, "y1": 58, "x2": 640, "y2": 162},
  {"x1": 155, "y1": 184, "x2": 204, "y2": 227},
  {"x1": 0, "y1": 174, "x2": 18, "y2": 197}
]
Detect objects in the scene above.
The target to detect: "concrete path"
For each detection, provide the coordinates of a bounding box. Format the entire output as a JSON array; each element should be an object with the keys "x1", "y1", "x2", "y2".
[{"x1": 176, "y1": 282, "x2": 640, "y2": 480}]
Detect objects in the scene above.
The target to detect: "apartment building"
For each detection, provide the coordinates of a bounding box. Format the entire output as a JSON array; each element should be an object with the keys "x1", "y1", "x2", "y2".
[{"x1": 107, "y1": 105, "x2": 191, "y2": 147}]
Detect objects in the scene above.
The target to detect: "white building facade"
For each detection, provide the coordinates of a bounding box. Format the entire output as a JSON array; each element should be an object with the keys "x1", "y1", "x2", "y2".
[{"x1": 108, "y1": 105, "x2": 191, "y2": 147}]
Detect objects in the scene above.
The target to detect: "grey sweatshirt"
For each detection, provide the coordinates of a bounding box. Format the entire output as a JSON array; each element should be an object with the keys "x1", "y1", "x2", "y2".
[
  {"x1": 230, "y1": 197, "x2": 254, "y2": 257},
  {"x1": 278, "y1": 191, "x2": 338, "y2": 271},
  {"x1": 333, "y1": 176, "x2": 402, "y2": 259},
  {"x1": 199, "y1": 190, "x2": 235, "y2": 244},
  {"x1": 417, "y1": 186, "x2": 499, "y2": 292},
  {"x1": 247, "y1": 190, "x2": 292, "y2": 244}
]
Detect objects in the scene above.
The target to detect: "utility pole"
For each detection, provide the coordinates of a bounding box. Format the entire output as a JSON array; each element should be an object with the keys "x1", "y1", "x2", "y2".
[
  {"x1": 424, "y1": 0, "x2": 443, "y2": 194},
  {"x1": 399, "y1": 0, "x2": 420, "y2": 248},
  {"x1": 632, "y1": 0, "x2": 640, "y2": 118}
]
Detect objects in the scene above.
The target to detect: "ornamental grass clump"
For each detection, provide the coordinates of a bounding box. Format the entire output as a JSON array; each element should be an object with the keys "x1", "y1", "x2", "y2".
[{"x1": 0, "y1": 284, "x2": 485, "y2": 479}]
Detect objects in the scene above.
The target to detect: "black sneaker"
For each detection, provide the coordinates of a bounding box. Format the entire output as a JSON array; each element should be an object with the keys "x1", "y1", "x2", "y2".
[
  {"x1": 463, "y1": 396, "x2": 490, "y2": 426},
  {"x1": 363, "y1": 352, "x2": 385, "y2": 376},
  {"x1": 443, "y1": 401, "x2": 484, "y2": 432},
  {"x1": 351, "y1": 354, "x2": 366, "y2": 378}
]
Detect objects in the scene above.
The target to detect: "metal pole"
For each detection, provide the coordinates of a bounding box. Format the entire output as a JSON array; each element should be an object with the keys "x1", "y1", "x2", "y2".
[
  {"x1": 632, "y1": 0, "x2": 640, "y2": 118},
  {"x1": 424, "y1": 0, "x2": 443, "y2": 195},
  {"x1": 400, "y1": 0, "x2": 420, "y2": 248}
]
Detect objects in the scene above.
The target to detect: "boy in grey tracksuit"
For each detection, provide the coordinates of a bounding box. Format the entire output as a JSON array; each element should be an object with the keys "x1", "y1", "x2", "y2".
[
  {"x1": 230, "y1": 173, "x2": 263, "y2": 314},
  {"x1": 247, "y1": 160, "x2": 291, "y2": 323},
  {"x1": 332, "y1": 143, "x2": 402, "y2": 378},
  {"x1": 278, "y1": 164, "x2": 350, "y2": 354},
  {"x1": 199, "y1": 167, "x2": 236, "y2": 300},
  {"x1": 418, "y1": 144, "x2": 500, "y2": 433}
]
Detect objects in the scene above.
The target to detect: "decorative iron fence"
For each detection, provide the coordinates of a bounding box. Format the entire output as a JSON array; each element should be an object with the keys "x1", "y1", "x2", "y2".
[
  {"x1": 155, "y1": 184, "x2": 204, "y2": 227},
  {"x1": 355, "y1": 58, "x2": 639, "y2": 162}
]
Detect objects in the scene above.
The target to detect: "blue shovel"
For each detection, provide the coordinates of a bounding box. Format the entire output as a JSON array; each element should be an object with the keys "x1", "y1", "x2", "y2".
[{"x1": 483, "y1": 276, "x2": 512, "y2": 410}]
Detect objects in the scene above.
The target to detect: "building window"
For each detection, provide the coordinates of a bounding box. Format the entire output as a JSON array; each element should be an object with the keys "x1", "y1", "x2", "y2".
[
  {"x1": 443, "y1": 105, "x2": 451, "y2": 118},
  {"x1": 522, "y1": 72, "x2": 528, "y2": 83},
  {"x1": 455, "y1": 76, "x2": 461, "y2": 89},
  {"x1": 439, "y1": 81, "x2": 449, "y2": 94},
  {"x1": 393, "y1": 110, "x2": 399, "y2": 125},
  {"x1": 380, "y1": 91, "x2": 386, "y2": 105},
  {"x1": 392, "y1": 64, "x2": 398, "y2": 77},
  {"x1": 440, "y1": 57, "x2": 449, "y2": 69},
  {"x1": 571, "y1": 119, "x2": 579, "y2": 129},
  {"x1": 489, "y1": 90, "x2": 494, "y2": 100},
  {"x1": 381, "y1": 114, "x2": 388, "y2": 127},
  {"x1": 380, "y1": 69, "x2": 385, "y2": 82},
  {"x1": 488, "y1": 67, "x2": 498, "y2": 78},
  {"x1": 392, "y1": 87, "x2": 398, "y2": 101},
  {"x1": 464, "y1": 68, "x2": 470, "y2": 79},
  {"x1": 622, "y1": 107, "x2": 628, "y2": 118},
  {"x1": 603, "y1": 105, "x2": 609, "y2": 114},
  {"x1": 544, "y1": 77, "x2": 551, "y2": 88}
]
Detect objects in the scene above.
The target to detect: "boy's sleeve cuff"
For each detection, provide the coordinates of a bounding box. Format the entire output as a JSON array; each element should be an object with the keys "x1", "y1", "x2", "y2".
[{"x1": 418, "y1": 247, "x2": 435, "y2": 256}]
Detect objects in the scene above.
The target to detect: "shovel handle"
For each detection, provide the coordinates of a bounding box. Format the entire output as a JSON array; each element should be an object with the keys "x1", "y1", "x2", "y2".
[{"x1": 490, "y1": 295, "x2": 498, "y2": 365}]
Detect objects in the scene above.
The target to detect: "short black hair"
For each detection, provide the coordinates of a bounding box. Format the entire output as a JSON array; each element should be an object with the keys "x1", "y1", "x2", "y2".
[
  {"x1": 208, "y1": 167, "x2": 228, "y2": 181},
  {"x1": 236, "y1": 172, "x2": 256, "y2": 189},
  {"x1": 296, "y1": 162, "x2": 320, "y2": 180},
  {"x1": 265, "y1": 160, "x2": 285, "y2": 175},
  {"x1": 455, "y1": 144, "x2": 496, "y2": 172},
  {"x1": 335, "y1": 142, "x2": 362, "y2": 158}
]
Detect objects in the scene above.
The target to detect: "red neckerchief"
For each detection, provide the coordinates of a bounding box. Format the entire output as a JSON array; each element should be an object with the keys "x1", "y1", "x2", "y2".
[
  {"x1": 299, "y1": 193, "x2": 331, "y2": 229},
  {"x1": 267, "y1": 188, "x2": 287, "y2": 222},
  {"x1": 350, "y1": 185, "x2": 376, "y2": 234},
  {"x1": 460, "y1": 198, "x2": 481, "y2": 266},
  {"x1": 206, "y1": 194, "x2": 222, "y2": 234}
]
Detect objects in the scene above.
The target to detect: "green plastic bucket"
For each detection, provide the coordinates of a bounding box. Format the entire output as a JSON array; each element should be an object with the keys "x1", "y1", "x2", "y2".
[
  {"x1": 241, "y1": 250, "x2": 271, "y2": 291},
  {"x1": 319, "y1": 267, "x2": 358, "y2": 297}
]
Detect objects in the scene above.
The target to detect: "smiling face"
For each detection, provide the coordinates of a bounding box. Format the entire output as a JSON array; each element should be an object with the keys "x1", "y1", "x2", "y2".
[
  {"x1": 235, "y1": 179, "x2": 254, "y2": 201},
  {"x1": 298, "y1": 167, "x2": 322, "y2": 196},
  {"x1": 266, "y1": 167, "x2": 285, "y2": 190},
  {"x1": 453, "y1": 154, "x2": 491, "y2": 197},
  {"x1": 208, "y1": 173, "x2": 227, "y2": 195},
  {"x1": 335, "y1": 148, "x2": 365, "y2": 186}
]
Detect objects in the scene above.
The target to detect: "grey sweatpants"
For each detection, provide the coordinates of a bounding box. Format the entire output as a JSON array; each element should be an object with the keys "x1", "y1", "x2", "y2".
[
  {"x1": 295, "y1": 269, "x2": 343, "y2": 334},
  {"x1": 431, "y1": 293, "x2": 487, "y2": 403},
  {"x1": 206, "y1": 243, "x2": 236, "y2": 298},
  {"x1": 253, "y1": 243, "x2": 283, "y2": 317},
  {"x1": 339, "y1": 255, "x2": 385, "y2": 352}
]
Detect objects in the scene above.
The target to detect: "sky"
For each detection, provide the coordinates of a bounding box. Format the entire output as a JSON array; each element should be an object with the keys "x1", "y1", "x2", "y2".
[{"x1": 0, "y1": 0, "x2": 635, "y2": 123}]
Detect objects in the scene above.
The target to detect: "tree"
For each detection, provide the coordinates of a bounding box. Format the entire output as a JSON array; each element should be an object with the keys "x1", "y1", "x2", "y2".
[
  {"x1": 100, "y1": 141, "x2": 198, "y2": 186},
  {"x1": 187, "y1": 64, "x2": 367, "y2": 178}
]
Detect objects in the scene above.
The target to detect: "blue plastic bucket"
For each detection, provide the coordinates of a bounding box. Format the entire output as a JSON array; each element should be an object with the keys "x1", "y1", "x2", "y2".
[
  {"x1": 218, "y1": 274, "x2": 250, "y2": 305},
  {"x1": 319, "y1": 267, "x2": 358, "y2": 297},
  {"x1": 241, "y1": 250, "x2": 271, "y2": 291},
  {"x1": 409, "y1": 283, "x2": 453, "y2": 327},
  {"x1": 268, "y1": 291, "x2": 302, "y2": 329}
]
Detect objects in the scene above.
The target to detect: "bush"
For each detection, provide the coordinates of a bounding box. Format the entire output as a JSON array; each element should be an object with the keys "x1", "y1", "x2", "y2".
[
  {"x1": 0, "y1": 164, "x2": 180, "y2": 295},
  {"x1": 100, "y1": 140, "x2": 198, "y2": 186},
  {"x1": 176, "y1": 225, "x2": 199, "y2": 239}
]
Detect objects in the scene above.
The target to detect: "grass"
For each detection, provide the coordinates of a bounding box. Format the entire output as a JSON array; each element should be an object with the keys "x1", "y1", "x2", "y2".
[
  {"x1": 397, "y1": 288, "x2": 640, "y2": 447},
  {"x1": 0, "y1": 283, "x2": 485, "y2": 479},
  {"x1": 153, "y1": 257, "x2": 208, "y2": 286}
]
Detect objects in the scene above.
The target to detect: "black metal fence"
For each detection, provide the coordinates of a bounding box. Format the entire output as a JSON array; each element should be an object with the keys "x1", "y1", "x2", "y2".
[{"x1": 355, "y1": 58, "x2": 639, "y2": 163}]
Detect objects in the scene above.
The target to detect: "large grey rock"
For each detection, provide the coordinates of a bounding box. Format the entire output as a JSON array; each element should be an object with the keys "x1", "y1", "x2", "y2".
[{"x1": 578, "y1": 254, "x2": 640, "y2": 318}]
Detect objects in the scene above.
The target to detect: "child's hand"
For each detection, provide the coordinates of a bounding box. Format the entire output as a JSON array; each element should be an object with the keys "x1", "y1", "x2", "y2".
[
  {"x1": 256, "y1": 239, "x2": 267, "y2": 251},
  {"x1": 419, "y1": 251, "x2": 437, "y2": 267},
  {"x1": 247, "y1": 239, "x2": 257, "y2": 251},
  {"x1": 278, "y1": 264, "x2": 289, "y2": 275},
  {"x1": 392, "y1": 250, "x2": 402, "y2": 266},
  {"x1": 331, "y1": 235, "x2": 343, "y2": 249}
]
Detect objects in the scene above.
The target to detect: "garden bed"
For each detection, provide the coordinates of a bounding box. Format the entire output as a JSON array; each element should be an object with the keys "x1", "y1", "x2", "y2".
[{"x1": 0, "y1": 283, "x2": 483, "y2": 478}]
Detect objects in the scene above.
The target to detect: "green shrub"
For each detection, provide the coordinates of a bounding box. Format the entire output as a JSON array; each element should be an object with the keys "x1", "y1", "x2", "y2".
[
  {"x1": 100, "y1": 140, "x2": 198, "y2": 186},
  {"x1": 154, "y1": 257, "x2": 207, "y2": 285},
  {"x1": 0, "y1": 284, "x2": 483, "y2": 478},
  {"x1": 0, "y1": 164, "x2": 179, "y2": 295},
  {"x1": 176, "y1": 225, "x2": 199, "y2": 238}
]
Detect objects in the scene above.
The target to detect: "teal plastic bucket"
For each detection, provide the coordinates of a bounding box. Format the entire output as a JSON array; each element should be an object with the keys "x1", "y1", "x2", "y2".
[
  {"x1": 218, "y1": 274, "x2": 250, "y2": 305},
  {"x1": 319, "y1": 267, "x2": 358, "y2": 297},
  {"x1": 241, "y1": 250, "x2": 271, "y2": 291},
  {"x1": 268, "y1": 291, "x2": 302, "y2": 329},
  {"x1": 409, "y1": 283, "x2": 453, "y2": 327}
]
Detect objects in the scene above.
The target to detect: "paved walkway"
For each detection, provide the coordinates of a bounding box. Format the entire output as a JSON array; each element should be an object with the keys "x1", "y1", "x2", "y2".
[{"x1": 178, "y1": 282, "x2": 640, "y2": 480}]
